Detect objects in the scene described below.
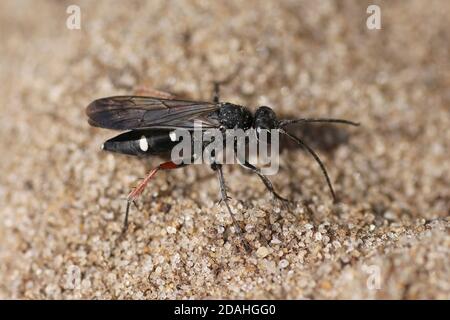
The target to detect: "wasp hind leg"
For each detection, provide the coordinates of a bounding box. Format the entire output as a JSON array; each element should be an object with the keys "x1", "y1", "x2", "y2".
[
  {"x1": 122, "y1": 161, "x2": 187, "y2": 233},
  {"x1": 133, "y1": 84, "x2": 177, "y2": 99}
]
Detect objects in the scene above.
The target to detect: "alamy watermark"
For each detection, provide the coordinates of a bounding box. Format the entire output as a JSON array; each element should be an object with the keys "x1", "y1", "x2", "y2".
[
  {"x1": 66, "y1": 5, "x2": 81, "y2": 30},
  {"x1": 168, "y1": 124, "x2": 280, "y2": 175},
  {"x1": 362, "y1": 264, "x2": 381, "y2": 290},
  {"x1": 66, "y1": 4, "x2": 381, "y2": 31},
  {"x1": 63, "y1": 264, "x2": 81, "y2": 293},
  {"x1": 366, "y1": 5, "x2": 382, "y2": 30}
]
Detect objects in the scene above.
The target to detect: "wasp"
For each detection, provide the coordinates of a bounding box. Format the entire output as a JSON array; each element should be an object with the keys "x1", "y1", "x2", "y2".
[{"x1": 86, "y1": 83, "x2": 359, "y2": 250}]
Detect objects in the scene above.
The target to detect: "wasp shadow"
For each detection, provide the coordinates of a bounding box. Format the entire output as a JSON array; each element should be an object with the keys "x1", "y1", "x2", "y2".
[{"x1": 279, "y1": 118, "x2": 354, "y2": 153}]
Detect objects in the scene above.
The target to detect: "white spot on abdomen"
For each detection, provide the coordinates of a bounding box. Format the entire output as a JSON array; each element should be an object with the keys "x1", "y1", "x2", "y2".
[
  {"x1": 169, "y1": 131, "x2": 177, "y2": 142},
  {"x1": 139, "y1": 135, "x2": 149, "y2": 152}
]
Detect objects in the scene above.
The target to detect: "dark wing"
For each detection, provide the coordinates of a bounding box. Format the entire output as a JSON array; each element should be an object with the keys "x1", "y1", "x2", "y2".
[{"x1": 86, "y1": 96, "x2": 221, "y2": 130}]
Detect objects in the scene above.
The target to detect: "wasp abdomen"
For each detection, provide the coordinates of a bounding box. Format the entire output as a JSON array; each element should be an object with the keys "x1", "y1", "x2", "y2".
[{"x1": 102, "y1": 129, "x2": 178, "y2": 156}]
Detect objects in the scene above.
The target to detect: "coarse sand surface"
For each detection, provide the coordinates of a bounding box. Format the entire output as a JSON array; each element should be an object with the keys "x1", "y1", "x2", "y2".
[{"x1": 0, "y1": 0, "x2": 448, "y2": 299}]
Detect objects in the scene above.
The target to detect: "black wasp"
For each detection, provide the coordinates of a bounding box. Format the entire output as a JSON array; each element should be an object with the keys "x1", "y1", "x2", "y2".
[{"x1": 86, "y1": 83, "x2": 359, "y2": 250}]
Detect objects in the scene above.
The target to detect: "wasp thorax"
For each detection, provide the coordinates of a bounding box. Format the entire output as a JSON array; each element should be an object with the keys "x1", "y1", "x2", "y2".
[{"x1": 218, "y1": 103, "x2": 253, "y2": 130}]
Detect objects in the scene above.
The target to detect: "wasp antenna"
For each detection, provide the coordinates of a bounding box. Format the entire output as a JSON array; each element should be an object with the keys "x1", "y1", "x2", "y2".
[
  {"x1": 280, "y1": 129, "x2": 337, "y2": 202},
  {"x1": 279, "y1": 118, "x2": 360, "y2": 128}
]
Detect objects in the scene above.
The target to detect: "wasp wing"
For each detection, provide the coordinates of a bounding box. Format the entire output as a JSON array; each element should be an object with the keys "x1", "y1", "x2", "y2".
[{"x1": 86, "y1": 96, "x2": 220, "y2": 130}]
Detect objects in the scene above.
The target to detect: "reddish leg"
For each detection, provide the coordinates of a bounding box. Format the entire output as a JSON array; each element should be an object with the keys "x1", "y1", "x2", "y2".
[
  {"x1": 123, "y1": 161, "x2": 183, "y2": 231},
  {"x1": 134, "y1": 84, "x2": 176, "y2": 99}
]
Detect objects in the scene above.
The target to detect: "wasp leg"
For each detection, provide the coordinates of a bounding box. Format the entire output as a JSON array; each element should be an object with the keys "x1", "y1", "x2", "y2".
[
  {"x1": 212, "y1": 82, "x2": 221, "y2": 103},
  {"x1": 212, "y1": 65, "x2": 241, "y2": 103},
  {"x1": 239, "y1": 161, "x2": 291, "y2": 206},
  {"x1": 133, "y1": 84, "x2": 177, "y2": 99},
  {"x1": 123, "y1": 161, "x2": 186, "y2": 233},
  {"x1": 211, "y1": 163, "x2": 251, "y2": 252}
]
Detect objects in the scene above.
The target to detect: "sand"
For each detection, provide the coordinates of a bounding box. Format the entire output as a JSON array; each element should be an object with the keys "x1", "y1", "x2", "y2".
[{"x1": 0, "y1": 0, "x2": 448, "y2": 299}]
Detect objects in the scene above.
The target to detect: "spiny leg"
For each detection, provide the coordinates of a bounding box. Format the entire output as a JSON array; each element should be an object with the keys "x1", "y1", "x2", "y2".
[
  {"x1": 212, "y1": 66, "x2": 241, "y2": 103},
  {"x1": 212, "y1": 163, "x2": 251, "y2": 252},
  {"x1": 123, "y1": 161, "x2": 185, "y2": 232},
  {"x1": 212, "y1": 82, "x2": 221, "y2": 103},
  {"x1": 239, "y1": 161, "x2": 290, "y2": 205}
]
